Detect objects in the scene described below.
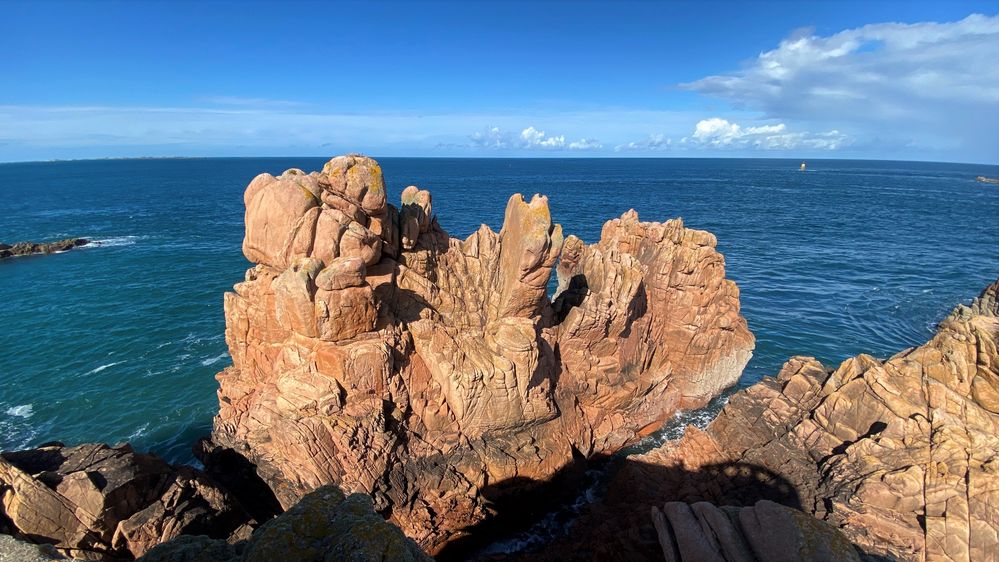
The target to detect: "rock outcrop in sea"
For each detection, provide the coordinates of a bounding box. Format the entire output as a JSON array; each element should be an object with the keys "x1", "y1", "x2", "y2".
[
  {"x1": 205, "y1": 154, "x2": 755, "y2": 551},
  {"x1": 0, "y1": 238, "x2": 89, "y2": 259},
  {"x1": 528, "y1": 278, "x2": 999, "y2": 562}
]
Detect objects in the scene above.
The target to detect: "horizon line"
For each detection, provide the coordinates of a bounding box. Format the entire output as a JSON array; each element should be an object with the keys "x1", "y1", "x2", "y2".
[{"x1": 3, "y1": 154, "x2": 998, "y2": 168}]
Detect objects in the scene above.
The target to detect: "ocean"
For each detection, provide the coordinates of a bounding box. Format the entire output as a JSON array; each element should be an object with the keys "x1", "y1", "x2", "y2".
[{"x1": 1, "y1": 157, "x2": 997, "y2": 465}]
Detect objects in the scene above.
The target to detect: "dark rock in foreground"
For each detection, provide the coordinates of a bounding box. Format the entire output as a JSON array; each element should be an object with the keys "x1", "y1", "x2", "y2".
[
  {"x1": 652, "y1": 500, "x2": 860, "y2": 562},
  {"x1": 0, "y1": 239, "x2": 89, "y2": 260},
  {"x1": 137, "y1": 485, "x2": 431, "y2": 562},
  {"x1": 0, "y1": 443, "x2": 254, "y2": 560}
]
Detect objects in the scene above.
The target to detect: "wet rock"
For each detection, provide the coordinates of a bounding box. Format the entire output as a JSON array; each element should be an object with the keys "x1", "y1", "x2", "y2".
[{"x1": 0, "y1": 238, "x2": 89, "y2": 259}]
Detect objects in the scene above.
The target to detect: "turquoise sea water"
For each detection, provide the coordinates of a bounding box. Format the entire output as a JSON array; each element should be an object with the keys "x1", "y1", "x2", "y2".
[{"x1": 1, "y1": 158, "x2": 997, "y2": 464}]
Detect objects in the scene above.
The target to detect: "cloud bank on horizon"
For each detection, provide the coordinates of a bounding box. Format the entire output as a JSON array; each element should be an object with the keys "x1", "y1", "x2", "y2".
[{"x1": 1, "y1": 12, "x2": 997, "y2": 163}]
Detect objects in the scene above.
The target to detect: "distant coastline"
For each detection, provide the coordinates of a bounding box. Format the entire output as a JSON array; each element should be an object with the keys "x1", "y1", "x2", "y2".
[{"x1": 45, "y1": 156, "x2": 211, "y2": 163}]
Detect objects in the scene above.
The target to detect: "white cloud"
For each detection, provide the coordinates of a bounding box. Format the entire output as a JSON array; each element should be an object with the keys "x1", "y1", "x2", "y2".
[
  {"x1": 615, "y1": 133, "x2": 671, "y2": 152},
  {"x1": 201, "y1": 96, "x2": 307, "y2": 108},
  {"x1": 469, "y1": 126, "x2": 508, "y2": 149},
  {"x1": 682, "y1": 14, "x2": 999, "y2": 158},
  {"x1": 520, "y1": 126, "x2": 565, "y2": 148},
  {"x1": 681, "y1": 118, "x2": 849, "y2": 150},
  {"x1": 468, "y1": 126, "x2": 600, "y2": 151},
  {"x1": 568, "y1": 138, "x2": 603, "y2": 150}
]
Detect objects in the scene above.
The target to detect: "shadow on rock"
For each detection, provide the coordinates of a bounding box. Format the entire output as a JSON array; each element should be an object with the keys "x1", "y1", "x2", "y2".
[{"x1": 437, "y1": 456, "x2": 817, "y2": 561}]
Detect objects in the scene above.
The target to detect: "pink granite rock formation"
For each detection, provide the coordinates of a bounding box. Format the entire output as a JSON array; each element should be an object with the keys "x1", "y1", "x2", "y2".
[{"x1": 210, "y1": 155, "x2": 755, "y2": 552}]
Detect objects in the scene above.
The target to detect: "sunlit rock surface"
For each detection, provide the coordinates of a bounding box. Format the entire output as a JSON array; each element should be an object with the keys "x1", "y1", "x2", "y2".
[{"x1": 208, "y1": 154, "x2": 755, "y2": 551}]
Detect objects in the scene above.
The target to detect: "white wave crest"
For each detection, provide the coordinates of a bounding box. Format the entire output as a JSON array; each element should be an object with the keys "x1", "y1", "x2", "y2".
[
  {"x1": 84, "y1": 361, "x2": 125, "y2": 375},
  {"x1": 128, "y1": 423, "x2": 150, "y2": 440},
  {"x1": 84, "y1": 236, "x2": 142, "y2": 248},
  {"x1": 5, "y1": 404, "x2": 34, "y2": 418},
  {"x1": 201, "y1": 352, "x2": 230, "y2": 366}
]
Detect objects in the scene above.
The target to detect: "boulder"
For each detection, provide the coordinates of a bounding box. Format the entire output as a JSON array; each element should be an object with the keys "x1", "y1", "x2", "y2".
[
  {"x1": 137, "y1": 485, "x2": 430, "y2": 562},
  {"x1": 651, "y1": 500, "x2": 861, "y2": 562},
  {"x1": 0, "y1": 443, "x2": 254, "y2": 560},
  {"x1": 242, "y1": 172, "x2": 321, "y2": 269}
]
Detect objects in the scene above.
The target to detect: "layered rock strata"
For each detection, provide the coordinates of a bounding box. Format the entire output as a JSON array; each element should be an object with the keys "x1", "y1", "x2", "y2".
[
  {"x1": 539, "y1": 278, "x2": 999, "y2": 562},
  {"x1": 0, "y1": 443, "x2": 255, "y2": 560},
  {"x1": 209, "y1": 154, "x2": 755, "y2": 550}
]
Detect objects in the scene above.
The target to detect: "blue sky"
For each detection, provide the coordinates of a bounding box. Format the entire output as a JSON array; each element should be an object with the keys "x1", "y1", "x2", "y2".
[{"x1": 2, "y1": 1, "x2": 997, "y2": 163}]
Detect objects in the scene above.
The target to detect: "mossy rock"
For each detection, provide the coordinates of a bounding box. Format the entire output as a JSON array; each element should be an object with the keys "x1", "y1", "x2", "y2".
[{"x1": 139, "y1": 485, "x2": 430, "y2": 562}]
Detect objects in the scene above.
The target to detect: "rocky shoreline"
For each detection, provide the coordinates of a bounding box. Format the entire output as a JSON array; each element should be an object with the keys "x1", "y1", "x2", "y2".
[
  {"x1": 0, "y1": 238, "x2": 89, "y2": 260},
  {"x1": 2, "y1": 156, "x2": 996, "y2": 561},
  {"x1": 514, "y1": 278, "x2": 999, "y2": 562}
]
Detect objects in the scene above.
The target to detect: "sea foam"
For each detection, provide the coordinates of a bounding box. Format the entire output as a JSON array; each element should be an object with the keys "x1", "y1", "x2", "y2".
[
  {"x1": 84, "y1": 361, "x2": 125, "y2": 376},
  {"x1": 5, "y1": 404, "x2": 34, "y2": 418},
  {"x1": 85, "y1": 236, "x2": 142, "y2": 248},
  {"x1": 201, "y1": 353, "x2": 230, "y2": 366}
]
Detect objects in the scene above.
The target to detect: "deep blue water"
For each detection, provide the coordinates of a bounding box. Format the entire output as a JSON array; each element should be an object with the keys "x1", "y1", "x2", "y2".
[{"x1": 1, "y1": 157, "x2": 997, "y2": 463}]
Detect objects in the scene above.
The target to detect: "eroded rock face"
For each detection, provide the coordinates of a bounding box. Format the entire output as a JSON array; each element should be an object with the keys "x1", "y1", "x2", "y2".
[
  {"x1": 210, "y1": 155, "x2": 754, "y2": 551},
  {"x1": 577, "y1": 278, "x2": 999, "y2": 562},
  {"x1": 0, "y1": 443, "x2": 254, "y2": 560}
]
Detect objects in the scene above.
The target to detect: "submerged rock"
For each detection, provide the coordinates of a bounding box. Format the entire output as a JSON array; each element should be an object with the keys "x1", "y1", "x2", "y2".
[
  {"x1": 0, "y1": 443, "x2": 254, "y2": 560},
  {"x1": 137, "y1": 485, "x2": 430, "y2": 562},
  {"x1": 208, "y1": 154, "x2": 755, "y2": 551},
  {"x1": 540, "y1": 278, "x2": 999, "y2": 561},
  {"x1": 0, "y1": 238, "x2": 89, "y2": 259}
]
